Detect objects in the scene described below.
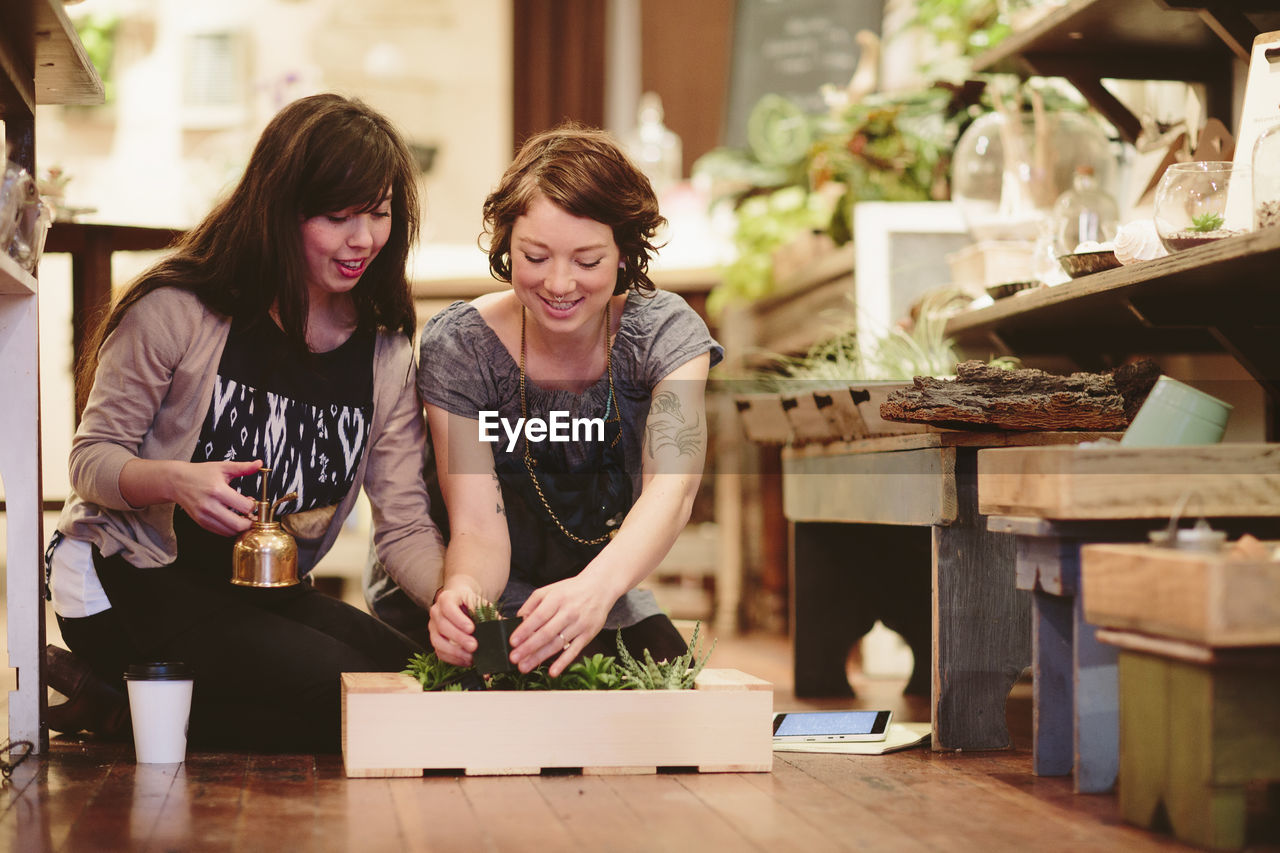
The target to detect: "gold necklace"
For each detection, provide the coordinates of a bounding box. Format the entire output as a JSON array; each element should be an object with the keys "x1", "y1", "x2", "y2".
[{"x1": 518, "y1": 302, "x2": 620, "y2": 546}]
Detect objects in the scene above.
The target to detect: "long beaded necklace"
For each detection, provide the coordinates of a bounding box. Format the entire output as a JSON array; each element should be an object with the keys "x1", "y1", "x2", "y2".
[{"x1": 518, "y1": 302, "x2": 621, "y2": 546}]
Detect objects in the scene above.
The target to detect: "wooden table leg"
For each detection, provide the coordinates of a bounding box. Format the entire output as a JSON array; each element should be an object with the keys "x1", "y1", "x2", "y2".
[
  {"x1": 933, "y1": 449, "x2": 1029, "y2": 750},
  {"x1": 1007, "y1": 526, "x2": 1119, "y2": 789},
  {"x1": 1072, "y1": 592, "x2": 1117, "y2": 794},
  {"x1": 1031, "y1": 589, "x2": 1073, "y2": 774}
]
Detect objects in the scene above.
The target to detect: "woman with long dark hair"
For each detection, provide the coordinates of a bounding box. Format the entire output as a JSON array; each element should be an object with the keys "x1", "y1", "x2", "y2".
[{"x1": 48, "y1": 93, "x2": 443, "y2": 752}]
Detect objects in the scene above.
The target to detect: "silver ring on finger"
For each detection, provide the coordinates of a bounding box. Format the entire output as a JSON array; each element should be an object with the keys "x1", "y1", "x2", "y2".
[{"x1": 559, "y1": 632, "x2": 571, "y2": 651}]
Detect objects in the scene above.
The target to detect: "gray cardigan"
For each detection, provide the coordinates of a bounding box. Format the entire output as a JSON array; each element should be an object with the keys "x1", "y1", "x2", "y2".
[{"x1": 57, "y1": 287, "x2": 443, "y2": 607}]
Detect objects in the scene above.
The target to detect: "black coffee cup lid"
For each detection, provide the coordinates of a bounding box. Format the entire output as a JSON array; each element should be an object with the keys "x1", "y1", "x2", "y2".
[{"x1": 124, "y1": 662, "x2": 193, "y2": 681}]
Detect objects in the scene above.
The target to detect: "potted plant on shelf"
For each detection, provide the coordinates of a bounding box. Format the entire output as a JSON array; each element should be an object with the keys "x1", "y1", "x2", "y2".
[{"x1": 735, "y1": 289, "x2": 968, "y2": 445}]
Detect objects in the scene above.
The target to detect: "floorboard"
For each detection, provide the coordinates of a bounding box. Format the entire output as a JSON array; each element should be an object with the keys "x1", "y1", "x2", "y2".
[{"x1": 1, "y1": 618, "x2": 1276, "y2": 850}]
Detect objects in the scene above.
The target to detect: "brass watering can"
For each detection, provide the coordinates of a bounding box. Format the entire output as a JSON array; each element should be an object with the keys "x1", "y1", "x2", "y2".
[{"x1": 231, "y1": 468, "x2": 299, "y2": 587}]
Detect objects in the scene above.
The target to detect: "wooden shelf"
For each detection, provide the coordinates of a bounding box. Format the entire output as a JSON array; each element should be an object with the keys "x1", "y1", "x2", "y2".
[
  {"x1": 34, "y1": 0, "x2": 105, "y2": 105},
  {"x1": 0, "y1": 0, "x2": 102, "y2": 755},
  {"x1": 945, "y1": 226, "x2": 1280, "y2": 394},
  {"x1": 0, "y1": 0, "x2": 102, "y2": 116},
  {"x1": 972, "y1": 0, "x2": 1280, "y2": 143},
  {"x1": 0, "y1": 252, "x2": 36, "y2": 295}
]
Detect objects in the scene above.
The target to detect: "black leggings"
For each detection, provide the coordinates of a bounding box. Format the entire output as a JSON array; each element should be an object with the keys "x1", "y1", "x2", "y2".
[
  {"x1": 580, "y1": 614, "x2": 688, "y2": 662},
  {"x1": 59, "y1": 548, "x2": 423, "y2": 753}
]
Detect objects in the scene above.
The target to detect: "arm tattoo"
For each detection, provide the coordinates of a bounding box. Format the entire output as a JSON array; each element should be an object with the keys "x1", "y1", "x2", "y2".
[
  {"x1": 646, "y1": 391, "x2": 704, "y2": 459},
  {"x1": 493, "y1": 472, "x2": 506, "y2": 516}
]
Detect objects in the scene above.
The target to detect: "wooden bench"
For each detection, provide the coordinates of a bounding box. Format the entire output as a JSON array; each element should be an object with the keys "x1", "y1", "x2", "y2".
[
  {"x1": 979, "y1": 444, "x2": 1280, "y2": 793},
  {"x1": 783, "y1": 430, "x2": 1112, "y2": 751}
]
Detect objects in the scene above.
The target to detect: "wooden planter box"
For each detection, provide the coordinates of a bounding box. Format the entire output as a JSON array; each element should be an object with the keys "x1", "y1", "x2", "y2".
[
  {"x1": 1082, "y1": 542, "x2": 1280, "y2": 646},
  {"x1": 341, "y1": 668, "x2": 774, "y2": 778}
]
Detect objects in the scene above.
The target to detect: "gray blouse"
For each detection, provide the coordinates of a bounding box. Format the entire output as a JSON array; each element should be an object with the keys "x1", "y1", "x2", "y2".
[{"x1": 416, "y1": 289, "x2": 722, "y2": 628}]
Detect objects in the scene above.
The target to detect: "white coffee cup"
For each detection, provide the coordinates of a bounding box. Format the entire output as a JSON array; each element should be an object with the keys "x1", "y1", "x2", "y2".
[{"x1": 123, "y1": 662, "x2": 194, "y2": 764}]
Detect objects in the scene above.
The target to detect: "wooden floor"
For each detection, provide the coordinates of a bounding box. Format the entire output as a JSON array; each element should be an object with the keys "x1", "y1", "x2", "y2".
[{"x1": 5, "y1": 630, "x2": 1278, "y2": 852}]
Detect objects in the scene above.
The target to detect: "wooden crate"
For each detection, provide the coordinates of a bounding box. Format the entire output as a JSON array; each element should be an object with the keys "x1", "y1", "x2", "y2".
[
  {"x1": 1082, "y1": 543, "x2": 1280, "y2": 645},
  {"x1": 978, "y1": 444, "x2": 1280, "y2": 519},
  {"x1": 341, "y1": 668, "x2": 774, "y2": 778}
]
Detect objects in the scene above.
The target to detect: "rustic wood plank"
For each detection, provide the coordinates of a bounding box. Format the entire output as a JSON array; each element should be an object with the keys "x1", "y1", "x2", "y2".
[
  {"x1": 784, "y1": 429, "x2": 1115, "y2": 457},
  {"x1": 978, "y1": 444, "x2": 1280, "y2": 519},
  {"x1": 1032, "y1": 591, "x2": 1074, "y2": 777},
  {"x1": 55, "y1": 761, "x2": 169, "y2": 850},
  {"x1": 740, "y1": 755, "x2": 933, "y2": 852},
  {"x1": 1115, "y1": 645, "x2": 1280, "y2": 850},
  {"x1": 166, "y1": 753, "x2": 250, "y2": 852},
  {"x1": 736, "y1": 394, "x2": 794, "y2": 445},
  {"x1": 783, "y1": 447, "x2": 957, "y2": 526},
  {"x1": 33, "y1": 0, "x2": 104, "y2": 104},
  {"x1": 604, "y1": 773, "x2": 753, "y2": 849},
  {"x1": 386, "y1": 777, "x2": 480, "y2": 853},
  {"x1": 676, "y1": 771, "x2": 848, "y2": 852},
  {"x1": 460, "y1": 776, "x2": 578, "y2": 852},
  {"x1": 0, "y1": 741, "x2": 117, "y2": 850},
  {"x1": 1083, "y1": 543, "x2": 1280, "y2": 645},
  {"x1": 533, "y1": 774, "x2": 658, "y2": 852},
  {"x1": 229, "y1": 755, "x2": 320, "y2": 850},
  {"x1": 932, "y1": 448, "x2": 1029, "y2": 751},
  {"x1": 1072, "y1": 592, "x2": 1118, "y2": 795}
]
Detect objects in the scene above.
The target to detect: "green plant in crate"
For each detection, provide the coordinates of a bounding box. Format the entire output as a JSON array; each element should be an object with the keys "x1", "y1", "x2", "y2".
[
  {"x1": 403, "y1": 622, "x2": 714, "y2": 692},
  {"x1": 616, "y1": 622, "x2": 716, "y2": 690}
]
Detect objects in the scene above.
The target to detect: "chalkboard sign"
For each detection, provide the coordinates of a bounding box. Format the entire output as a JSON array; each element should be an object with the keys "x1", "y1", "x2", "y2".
[{"x1": 723, "y1": 0, "x2": 886, "y2": 150}]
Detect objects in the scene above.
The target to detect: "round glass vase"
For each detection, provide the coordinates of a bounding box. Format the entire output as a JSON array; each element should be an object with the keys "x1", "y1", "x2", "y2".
[
  {"x1": 1253, "y1": 121, "x2": 1280, "y2": 230},
  {"x1": 951, "y1": 109, "x2": 1114, "y2": 242},
  {"x1": 1050, "y1": 164, "x2": 1119, "y2": 256},
  {"x1": 1153, "y1": 161, "x2": 1250, "y2": 252}
]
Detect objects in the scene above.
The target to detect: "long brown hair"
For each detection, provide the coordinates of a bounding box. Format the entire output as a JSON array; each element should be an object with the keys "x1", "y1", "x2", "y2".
[
  {"x1": 75, "y1": 93, "x2": 420, "y2": 409},
  {"x1": 482, "y1": 122, "x2": 665, "y2": 296}
]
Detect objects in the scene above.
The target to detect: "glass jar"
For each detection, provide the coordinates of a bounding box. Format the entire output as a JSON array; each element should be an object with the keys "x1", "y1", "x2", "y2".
[
  {"x1": 1253, "y1": 119, "x2": 1280, "y2": 230},
  {"x1": 1154, "y1": 161, "x2": 1248, "y2": 252},
  {"x1": 624, "y1": 92, "x2": 682, "y2": 199},
  {"x1": 1050, "y1": 165, "x2": 1119, "y2": 255},
  {"x1": 951, "y1": 109, "x2": 1114, "y2": 242}
]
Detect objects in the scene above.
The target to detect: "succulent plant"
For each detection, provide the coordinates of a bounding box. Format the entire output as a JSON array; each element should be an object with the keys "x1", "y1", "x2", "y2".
[{"x1": 1190, "y1": 211, "x2": 1225, "y2": 232}]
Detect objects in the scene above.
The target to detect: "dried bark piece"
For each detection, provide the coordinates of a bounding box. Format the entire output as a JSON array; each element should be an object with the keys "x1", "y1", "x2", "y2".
[{"x1": 880, "y1": 360, "x2": 1133, "y2": 431}]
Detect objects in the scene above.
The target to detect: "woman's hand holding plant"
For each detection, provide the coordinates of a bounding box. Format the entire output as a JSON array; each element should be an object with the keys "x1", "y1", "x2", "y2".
[
  {"x1": 428, "y1": 581, "x2": 484, "y2": 667},
  {"x1": 509, "y1": 573, "x2": 615, "y2": 677}
]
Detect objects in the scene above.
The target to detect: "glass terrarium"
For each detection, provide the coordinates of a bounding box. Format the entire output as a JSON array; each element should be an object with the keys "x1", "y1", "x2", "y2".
[
  {"x1": 951, "y1": 109, "x2": 1114, "y2": 242},
  {"x1": 1153, "y1": 161, "x2": 1250, "y2": 252},
  {"x1": 1253, "y1": 121, "x2": 1280, "y2": 230}
]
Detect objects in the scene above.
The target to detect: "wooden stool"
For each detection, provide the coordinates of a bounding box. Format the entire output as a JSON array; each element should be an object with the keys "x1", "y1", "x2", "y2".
[
  {"x1": 1083, "y1": 541, "x2": 1280, "y2": 848},
  {"x1": 988, "y1": 516, "x2": 1127, "y2": 792},
  {"x1": 1098, "y1": 631, "x2": 1280, "y2": 850}
]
